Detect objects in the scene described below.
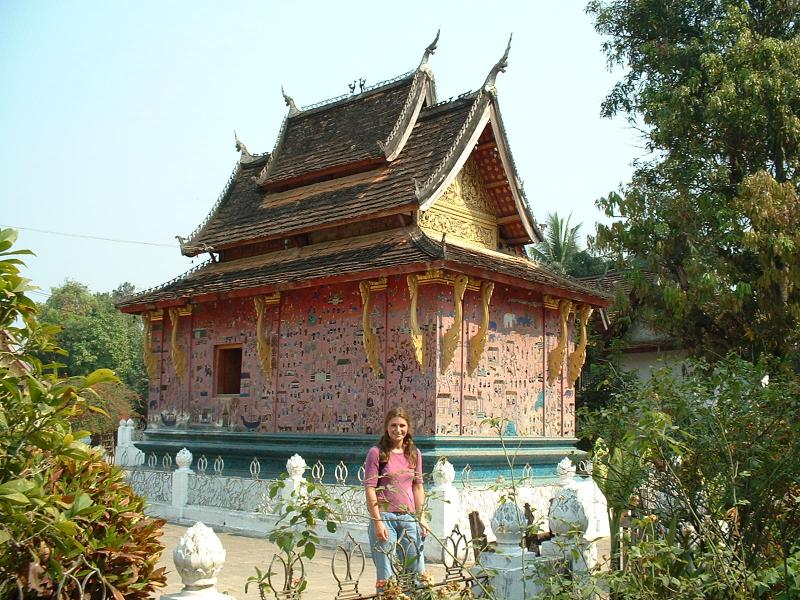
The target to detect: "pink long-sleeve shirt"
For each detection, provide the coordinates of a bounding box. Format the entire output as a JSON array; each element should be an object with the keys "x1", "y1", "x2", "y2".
[{"x1": 364, "y1": 446, "x2": 423, "y2": 513}]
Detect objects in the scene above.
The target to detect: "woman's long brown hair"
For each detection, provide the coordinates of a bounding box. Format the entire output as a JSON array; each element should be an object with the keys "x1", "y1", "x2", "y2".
[{"x1": 376, "y1": 406, "x2": 418, "y2": 468}]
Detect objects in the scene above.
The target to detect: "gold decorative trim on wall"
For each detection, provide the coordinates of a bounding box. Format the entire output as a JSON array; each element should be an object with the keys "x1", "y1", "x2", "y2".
[
  {"x1": 254, "y1": 294, "x2": 278, "y2": 379},
  {"x1": 359, "y1": 281, "x2": 383, "y2": 378},
  {"x1": 168, "y1": 307, "x2": 186, "y2": 385},
  {"x1": 547, "y1": 299, "x2": 573, "y2": 387},
  {"x1": 262, "y1": 291, "x2": 281, "y2": 305},
  {"x1": 149, "y1": 308, "x2": 164, "y2": 322},
  {"x1": 407, "y1": 274, "x2": 424, "y2": 368},
  {"x1": 141, "y1": 312, "x2": 158, "y2": 381},
  {"x1": 542, "y1": 295, "x2": 560, "y2": 311},
  {"x1": 440, "y1": 274, "x2": 469, "y2": 374},
  {"x1": 416, "y1": 269, "x2": 480, "y2": 291},
  {"x1": 467, "y1": 281, "x2": 494, "y2": 376},
  {"x1": 567, "y1": 305, "x2": 594, "y2": 388}
]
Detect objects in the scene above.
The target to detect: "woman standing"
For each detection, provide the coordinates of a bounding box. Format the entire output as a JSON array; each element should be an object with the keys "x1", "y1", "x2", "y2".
[{"x1": 364, "y1": 407, "x2": 428, "y2": 591}]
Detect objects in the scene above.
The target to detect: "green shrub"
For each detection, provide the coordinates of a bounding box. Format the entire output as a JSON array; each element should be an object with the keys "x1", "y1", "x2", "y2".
[{"x1": 0, "y1": 228, "x2": 165, "y2": 597}]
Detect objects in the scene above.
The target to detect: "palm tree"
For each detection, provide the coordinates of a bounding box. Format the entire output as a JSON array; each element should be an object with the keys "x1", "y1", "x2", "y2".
[{"x1": 528, "y1": 212, "x2": 581, "y2": 275}]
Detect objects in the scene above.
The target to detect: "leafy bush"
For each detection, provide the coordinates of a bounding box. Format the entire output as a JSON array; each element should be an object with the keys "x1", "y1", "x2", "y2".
[
  {"x1": 583, "y1": 355, "x2": 800, "y2": 598},
  {"x1": 0, "y1": 229, "x2": 165, "y2": 598}
]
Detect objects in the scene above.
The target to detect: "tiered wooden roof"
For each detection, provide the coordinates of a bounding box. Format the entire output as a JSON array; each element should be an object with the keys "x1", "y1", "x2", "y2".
[{"x1": 120, "y1": 36, "x2": 610, "y2": 312}]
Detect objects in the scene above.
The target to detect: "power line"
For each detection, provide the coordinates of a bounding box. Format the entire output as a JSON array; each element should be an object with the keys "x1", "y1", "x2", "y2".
[{"x1": 1, "y1": 225, "x2": 177, "y2": 248}]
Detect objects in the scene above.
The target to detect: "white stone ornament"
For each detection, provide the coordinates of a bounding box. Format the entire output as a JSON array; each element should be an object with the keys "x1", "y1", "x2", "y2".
[
  {"x1": 432, "y1": 457, "x2": 455, "y2": 486},
  {"x1": 286, "y1": 453, "x2": 307, "y2": 479},
  {"x1": 548, "y1": 488, "x2": 588, "y2": 537},
  {"x1": 491, "y1": 501, "x2": 525, "y2": 549},
  {"x1": 163, "y1": 522, "x2": 231, "y2": 600},
  {"x1": 176, "y1": 448, "x2": 193, "y2": 472},
  {"x1": 557, "y1": 457, "x2": 576, "y2": 485}
]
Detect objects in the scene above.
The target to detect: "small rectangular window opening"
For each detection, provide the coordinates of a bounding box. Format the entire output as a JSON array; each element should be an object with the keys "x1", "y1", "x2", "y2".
[{"x1": 216, "y1": 345, "x2": 242, "y2": 395}]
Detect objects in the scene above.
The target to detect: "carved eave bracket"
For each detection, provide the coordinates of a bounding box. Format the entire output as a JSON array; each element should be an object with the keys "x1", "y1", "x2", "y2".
[
  {"x1": 407, "y1": 274, "x2": 424, "y2": 368},
  {"x1": 380, "y1": 31, "x2": 439, "y2": 162},
  {"x1": 254, "y1": 293, "x2": 280, "y2": 379},
  {"x1": 467, "y1": 281, "x2": 494, "y2": 376},
  {"x1": 440, "y1": 274, "x2": 469, "y2": 374},
  {"x1": 141, "y1": 312, "x2": 159, "y2": 381},
  {"x1": 359, "y1": 280, "x2": 384, "y2": 378},
  {"x1": 547, "y1": 299, "x2": 573, "y2": 387},
  {"x1": 567, "y1": 305, "x2": 594, "y2": 388},
  {"x1": 168, "y1": 306, "x2": 188, "y2": 385}
]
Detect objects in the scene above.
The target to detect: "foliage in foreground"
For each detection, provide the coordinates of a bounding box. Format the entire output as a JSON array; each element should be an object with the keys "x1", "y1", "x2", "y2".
[
  {"x1": 0, "y1": 228, "x2": 165, "y2": 598},
  {"x1": 584, "y1": 355, "x2": 800, "y2": 599}
]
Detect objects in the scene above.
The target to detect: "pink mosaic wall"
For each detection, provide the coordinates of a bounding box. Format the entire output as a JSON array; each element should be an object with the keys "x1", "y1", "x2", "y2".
[{"x1": 147, "y1": 275, "x2": 576, "y2": 438}]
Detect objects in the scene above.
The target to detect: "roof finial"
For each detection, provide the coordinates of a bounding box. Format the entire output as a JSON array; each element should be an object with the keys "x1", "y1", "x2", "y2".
[
  {"x1": 484, "y1": 34, "x2": 512, "y2": 92},
  {"x1": 234, "y1": 130, "x2": 250, "y2": 156},
  {"x1": 419, "y1": 29, "x2": 440, "y2": 68},
  {"x1": 281, "y1": 86, "x2": 300, "y2": 116}
]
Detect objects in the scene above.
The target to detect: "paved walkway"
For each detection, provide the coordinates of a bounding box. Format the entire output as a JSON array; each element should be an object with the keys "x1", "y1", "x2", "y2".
[{"x1": 156, "y1": 522, "x2": 445, "y2": 599}]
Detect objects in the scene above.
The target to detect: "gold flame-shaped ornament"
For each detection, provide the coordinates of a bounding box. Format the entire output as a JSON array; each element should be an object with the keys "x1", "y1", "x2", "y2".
[
  {"x1": 546, "y1": 299, "x2": 572, "y2": 387},
  {"x1": 168, "y1": 307, "x2": 186, "y2": 384},
  {"x1": 359, "y1": 281, "x2": 383, "y2": 378},
  {"x1": 254, "y1": 296, "x2": 273, "y2": 379},
  {"x1": 440, "y1": 274, "x2": 469, "y2": 374},
  {"x1": 467, "y1": 281, "x2": 494, "y2": 376},
  {"x1": 141, "y1": 312, "x2": 158, "y2": 380},
  {"x1": 567, "y1": 305, "x2": 593, "y2": 388},
  {"x1": 407, "y1": 274, "x2": 424, "y2": 368}
]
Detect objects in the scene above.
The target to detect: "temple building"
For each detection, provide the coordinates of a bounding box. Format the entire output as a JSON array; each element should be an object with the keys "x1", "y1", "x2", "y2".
[{"x1": 118, "y1": 35, "x2": 609, "y2": 478}]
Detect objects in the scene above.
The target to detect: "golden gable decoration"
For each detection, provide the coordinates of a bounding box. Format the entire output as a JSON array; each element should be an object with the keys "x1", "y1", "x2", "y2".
[{"x1": 419, "y1": 158, "x2": 498, "y2": 249}]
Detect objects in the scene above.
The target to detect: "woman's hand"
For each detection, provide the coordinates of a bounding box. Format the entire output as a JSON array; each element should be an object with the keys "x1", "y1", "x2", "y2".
[
  {"x1": 374, "y1": 519, "x2": 389, "y2": 542},
  {"x1": 419, "y1": 516, "x2": 429, "y2": 539}
]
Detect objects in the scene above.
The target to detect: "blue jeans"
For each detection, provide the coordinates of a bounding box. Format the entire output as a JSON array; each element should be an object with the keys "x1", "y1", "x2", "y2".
[{"x1": 368, "y1": 512, "x2": 425, "y2": 583}]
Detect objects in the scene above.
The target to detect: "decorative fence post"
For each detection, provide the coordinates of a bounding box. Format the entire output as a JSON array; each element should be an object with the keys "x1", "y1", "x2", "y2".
[
  {"x1": 425, "y1": 457, "x2": 461, "y2": 563},
  {"x1": 282, "y1": 453, "x2": 308, "y2": 504},
  {"x1": 477, "y1": 501, "x2": 541, "y2": 598},
  {"x1": 162, "y1": 522, "x2": 231, "y2": 600},
  {"x1": 539, "y1": 457, "x2": 608, "y2": 572},
  {"x1": 172, "y1": 448, "x2": 193, "y2": 514},
  {"x1": 114, "y1": 418, "x2": 144, "y2": 467}
]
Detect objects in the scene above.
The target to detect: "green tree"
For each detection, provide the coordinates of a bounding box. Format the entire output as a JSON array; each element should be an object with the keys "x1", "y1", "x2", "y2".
[
  {"x1": 39, "y1": 280, "x2": 147, "y2": 409},
  {"x1": 588, "y1": 0, "x2": 800, "y2": 364},
  {"x1": 0, "y1": 229, "x2": 165, "y2": 597},
  {"x1": 529, "y1": 212, "x2": 582, "y2": 275}
]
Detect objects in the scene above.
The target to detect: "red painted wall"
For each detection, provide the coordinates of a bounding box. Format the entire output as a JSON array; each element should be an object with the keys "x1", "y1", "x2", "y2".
[{"x1": 147, "y1": 275, "x2": 575, "y2": 438}]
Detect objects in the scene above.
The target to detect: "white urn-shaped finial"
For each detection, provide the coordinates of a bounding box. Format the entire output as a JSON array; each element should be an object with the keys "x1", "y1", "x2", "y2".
[
  {"x1": 173, "y1": 522, "x2": 226, "y2": 590},
  {"x1": 432, "y1": 457, "x2": 455, "y2": 486},
  {"x1": 176, "y1": 448, "x2": 193, "y2": 472},
  {"x1": 286, "y1": 453, "x2": 307, "y2": 479},
  {"x1": 557, "y1": 457, "x2": 576, "y2": 485},
  {"x1": 548, "y1": 488, "x2": 588, "y2": 538},
  {"x1": 491, "y1": 501, "x2": 525, "y2": 549}
]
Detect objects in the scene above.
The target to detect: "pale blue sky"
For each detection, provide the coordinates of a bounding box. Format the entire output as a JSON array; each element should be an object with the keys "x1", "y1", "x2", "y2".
[{"x1": 0, "y1": 1, "x2": 640, "y2": 298}]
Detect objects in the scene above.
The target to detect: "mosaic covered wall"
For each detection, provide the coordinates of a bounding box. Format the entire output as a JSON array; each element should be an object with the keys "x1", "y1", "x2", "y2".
[{"x1": 147, "y1": 275, "x2": 576, "y2": 438}]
